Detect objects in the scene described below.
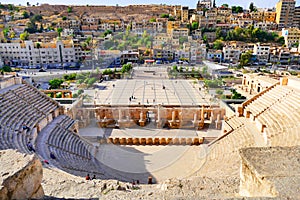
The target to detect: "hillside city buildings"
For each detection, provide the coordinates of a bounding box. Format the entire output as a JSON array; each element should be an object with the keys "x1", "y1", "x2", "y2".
[{"x1": 0, "y1": 0, "x2": 299, "y2": 68}]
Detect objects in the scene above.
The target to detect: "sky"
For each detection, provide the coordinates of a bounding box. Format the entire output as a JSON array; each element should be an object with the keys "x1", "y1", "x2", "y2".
[{"x1": 4, "y1": 0, "x2": 300, "y2": 9}]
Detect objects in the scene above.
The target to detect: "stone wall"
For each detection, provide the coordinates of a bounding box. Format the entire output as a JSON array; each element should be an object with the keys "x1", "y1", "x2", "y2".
[
  {"x1": 0, "y1": 76, "x2": 22, "y2": 89},
  {"x1": 0, "y1": 150, "x2": 44, "y2": 199},
  {"x1": 239, "y1": 146, "x2": 300, "y2": 198}
]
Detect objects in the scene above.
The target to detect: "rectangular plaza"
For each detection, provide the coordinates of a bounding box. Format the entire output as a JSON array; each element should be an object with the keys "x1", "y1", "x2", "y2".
[{"x1": 95, "y1": 79, "x2": 211, "y2": 106}]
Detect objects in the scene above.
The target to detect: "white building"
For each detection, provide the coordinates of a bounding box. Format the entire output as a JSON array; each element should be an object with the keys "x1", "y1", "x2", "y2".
[
  {"x1": 253, "y1": 43, "x2": 271, "y2": 63},
  {"x1": 223, "y1": 46, "x2": 241, "y2": 63},
  {"x1": 0, "y1": 40, "x2": 80, "y2": 66},
  {"x1": 190, "y1": 43, "x2": 207, "y2": 64}
]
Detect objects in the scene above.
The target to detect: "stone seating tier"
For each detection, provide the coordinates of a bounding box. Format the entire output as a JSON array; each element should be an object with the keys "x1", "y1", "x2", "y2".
[
  {"x1": 225, "y1": 116, "x2": 245, "y2": 130},
  {"x1": 200, "y1": 124, "x2": 256, "y2": 176},
  {"x1": 0, "y1": 84, "x2": 61, "y2": 154},
  {"x1": 256, "y1": 91, "x2": 300, "y2": 146},
  {"x1": 245, "y1": 86, "x2": 293, "y2": 118},
  {"x1": 47, "y1": 125, "x2": 91, "y2": 160}
]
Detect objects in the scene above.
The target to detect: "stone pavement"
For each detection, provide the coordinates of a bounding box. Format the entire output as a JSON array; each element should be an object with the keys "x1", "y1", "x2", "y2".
[{"x1": 94, "y1": 79, "x2": 211, "y2": 106}]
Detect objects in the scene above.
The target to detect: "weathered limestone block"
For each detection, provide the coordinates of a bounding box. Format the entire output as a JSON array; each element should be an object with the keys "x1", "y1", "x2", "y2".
[
  {"x1": 0, "y1": 150, "x2": 44, "y2": 200},
  {"x1": 239, "y1": 147, "x2": 300, "y2": 198}
]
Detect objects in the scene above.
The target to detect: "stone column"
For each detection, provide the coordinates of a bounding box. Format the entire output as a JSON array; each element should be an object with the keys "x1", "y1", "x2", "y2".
[
  {"x1": 172, "y1": 111, "x2": 176, "y2": 122},
  {"x1": 119, "y1": 109, "x2": 122, "y2": 121},
  {"x1": 215, "y1": 114, "x2": 222, "y2": 130},
  {"x1": 201, "y1": 106, "x2": 204, "y2": 121},
  {"x1": 157, "y1": 106, "x2": 161, "y2": 122},
  {"x1": 139, "y1": 112, "x2": 145, "y2": 127},
  {"x1": 156, "y1": 105, "x2": 162, "y2": 128},
  {"x1": 193, "y1": 113, "x2": 197, "y2": 124},
  {"x1": 199, "y1": 106, "x2": 205, "y2": 129}
]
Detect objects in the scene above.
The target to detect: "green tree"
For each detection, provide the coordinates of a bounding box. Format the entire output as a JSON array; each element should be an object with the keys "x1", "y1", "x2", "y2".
[
  {"x1": 249, "y1": 2, "x2": 254, "y2": 12},
  {"x1": 276, "y1": 36, "x2": 285, "y2": 46},
  {"x1": 172, "y1": 65, "x2": 178, "y2": 71},
  {"x1": 9, "y1": 31, "x2": 16, "y2": 39},
  {"x1": 213, "y1": 40, "x2": 224, "y2": 50},
  {"x1": 63, "y1": 73, "x2": 77, "y2": 81},
  {"x1": 216, "y1": 89, "x2": 223, "y2": 95},
  {"x1": 142, "y1": 30, "x2": 148, "y2": 38},
  {"x1": 213, "y1": 0, "x2": 216, "y2": 8},
  {"x1": 57, "y1": 27, "x2": 63, "y2": 37},
  {"x1": 179, "y1": 36, "x2": 188, "y2": 45},
  {"x1": 149, "y1": 18, "x2": 156, "y2": 22},
  {"x1": 3, "y1": 28, "x2": 9, "y2": 38},
  {"x1": 104, "y1": 29, "x2": 112, "y2": 36},
  {"x1": 25, "y1": 21, "x2": 38, "y2": 33},
  {"x1": 202, "y1": 35, "x2": 208, "y2": 43},
  {"x1": 2, "y1": 66, "x2": 12, "y2": 72},
  {"x1": 202, "y1": 66, "x2": 208, "y2": 75},
  {"x1": 239, "y1": 51, "x2": 252, "y2": 67},
  {"x1": 62, "y1": 16, "x2": 67, "y2": 20},
  {"x1": 222, "y1": 4, "x2": 228, "y2": 8},
  {"x1": 204, "y1": 79, "x2": 223, "y2": 88},
  {"x1": 232, "y1": 6, "x2": 243, "y2": 13},
  {"x1": 31, "y1": 14, "x2": 42, "y2": 22},
  {"x1": 20, "y1": 31, "x2": 30, "y2": 41},
  {"x1": 8, "y1": 4, "x2": 14, "y2": 11},
  {"x1": 191, "y1": 22, "x2": 199, "y2": 30},
  {"x1": 121, "y1": 63, "x2": 132, "y2": 73},
  {"x1": 160, "y1": 13, "x2": 169, "y2": 18},
  {"x1": 67, "y1": 7, "x2": 72, "y2": 13},
  {"x1": 168, "y1": 16, "x2": 175, "y2": 21},
  {"x1": 22, "y1": 11, "x2": 29, "y2": 19},
  {"x1": 87, "y1": 77, "x2": 97, "y2": 87},
  {"x1": 49, "y1": 78, "x2": 63, "y2": 89}
]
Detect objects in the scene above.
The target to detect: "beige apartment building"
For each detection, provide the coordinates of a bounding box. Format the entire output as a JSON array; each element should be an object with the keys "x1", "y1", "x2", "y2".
[
  {"x1": 282, "y1": 27, "x2": 300, "y2": 48},
  {"x1": 0, "y1": 40, "x2": 83, "y2": 66},
  {"x1": 276, "y1": 0, "x2": 296, "y2": 29}
]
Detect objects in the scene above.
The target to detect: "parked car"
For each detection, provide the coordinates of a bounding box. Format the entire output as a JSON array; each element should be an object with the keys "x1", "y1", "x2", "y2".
[{"x1": 39, "y1": 69, "x2": 47, "y2": 72}]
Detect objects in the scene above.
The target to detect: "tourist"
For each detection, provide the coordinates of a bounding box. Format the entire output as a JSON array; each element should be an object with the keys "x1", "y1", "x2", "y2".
[
  {"x1": 85, "y1": 174, "x2": 91, "y2": 180},
  {"x1": 92, "y1": 175, "x2": 96, "y2": 180},
  {"x1": 148, "y1": 176, "x2": 152, "y2": 184},
  {"x1": 50, "y1": 152, "x2": 56, "y2": 159},
  {"x1": 27, "y1": 142, "x2": 35, "y2": 152},
  {"x1": 44, "y1": 160, "x2": 49, "y2": 165},
  {"x1": 22, "y1": 124, "x2": 30, "y2": 132}
]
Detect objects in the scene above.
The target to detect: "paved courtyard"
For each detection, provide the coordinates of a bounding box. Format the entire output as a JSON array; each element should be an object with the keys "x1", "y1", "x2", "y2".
[
  {"x1": 79, "y1": 66, "x2": 221, "y2": 182},
  {"x1": 95, "y1": 79, "x2": 211, "y2": 106}
]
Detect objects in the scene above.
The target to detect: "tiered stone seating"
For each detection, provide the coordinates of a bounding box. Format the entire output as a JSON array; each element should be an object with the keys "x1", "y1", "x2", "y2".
[
  {"x1": 200, "y1": 123, "x2": 257, "y2": 176},
  {"x1": 224, "y1": 116, "x2": 246, "y2": 130},
  {"x1": 245, "y1": 86, "x2": 293, "y2": 118},
  {"x1": 256, "y1": 91, "x2": 300, "y2": 146},
  {"x1": 12, "y1": 84, "x2": 58, "y2": 114},
  {"x1": 57, "y1": 115, "x2": 75, "y2": 130},
  {"x1": 44, "y1": 124, "x2": 100, "y2": 175},
  {"x1": 0, "y1": 84, "x2": 59, "y2": 153}
]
